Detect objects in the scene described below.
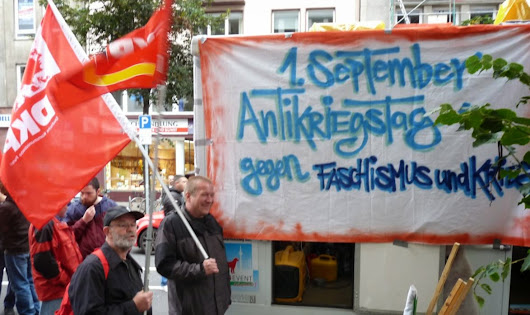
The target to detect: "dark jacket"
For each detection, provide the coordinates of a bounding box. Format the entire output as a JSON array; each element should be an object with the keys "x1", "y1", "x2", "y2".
[
  {"x1": 155, "y1": 210, "x2": 231, "y2": 315},
  {"x1": 162, "y1": 188, "x2": 184, "y2": 216},
  {"x1": 65, "y1": 197, "x2": 117, "y2": 258},
  {"x1": 0, "y1": 196, "x2": 30, "y2": 254},
  {"x1": 68, "y1": 242, "x2": 149, "y2": 315},
  {"x1": 29, "y1": 217, "x2": 83, "y2": 301}
]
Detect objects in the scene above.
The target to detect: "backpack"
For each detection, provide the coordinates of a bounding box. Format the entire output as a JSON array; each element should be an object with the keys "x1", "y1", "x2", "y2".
[{"x1": 55, "y1": 248, "x2": 109, "y2": 315}]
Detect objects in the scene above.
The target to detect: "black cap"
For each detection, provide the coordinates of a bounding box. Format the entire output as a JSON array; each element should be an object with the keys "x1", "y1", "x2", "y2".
[{"x1": 104, "y1": 206, "x2": 144, "y2": 226}]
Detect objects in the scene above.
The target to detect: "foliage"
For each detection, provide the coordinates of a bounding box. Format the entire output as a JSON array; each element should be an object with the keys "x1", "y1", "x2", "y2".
[
  {"x1": 42, "y1": 0, "x2": 225, "y2": 113},
  {"x1": 433, "y1": 54, "x2": 530, "y2": 307},
  {"x1": 460, "y1": 15, "x2": 494, "y2": 26}
]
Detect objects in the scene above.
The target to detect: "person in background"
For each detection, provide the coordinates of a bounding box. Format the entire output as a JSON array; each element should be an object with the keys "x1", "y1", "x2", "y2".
[
  {"x1": 0, "y1": 237, "x2": 17, "y2": 315},
  {"x1": 65, "y1": 177, "x2": 117, "y2": 258},
  {"x1": 161, "y1": 175, "x2": 187, "y2": 216},
  {"x1": 68, "y1": 206, "x2": 152, "y2": 314},
  {"x1": 0, "y1": 181, "x2": 40, "y2": 315},
  {"x1": 155, "y1": 176, "x2": 231, "y2": 315},
  {"x1": 29, "y1": 205, "x2": 83, "y2": 315}
]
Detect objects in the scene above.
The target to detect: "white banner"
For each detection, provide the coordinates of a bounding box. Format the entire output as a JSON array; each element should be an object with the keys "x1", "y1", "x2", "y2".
[{"x1": 198, "y1": 25, "x2": 530, "y2": 246}]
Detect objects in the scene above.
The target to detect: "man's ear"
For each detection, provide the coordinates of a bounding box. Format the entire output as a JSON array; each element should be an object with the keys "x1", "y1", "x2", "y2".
[{"x1": 103, "y1": 226, "x2": 110, "y2": 237}]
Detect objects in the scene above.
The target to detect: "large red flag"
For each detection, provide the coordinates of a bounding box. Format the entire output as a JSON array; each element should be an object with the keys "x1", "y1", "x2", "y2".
[
  {"x1": 51, "y1": 0, "x2": 172, "y2": 108},
  {"x1": 0, "y1": 1, "x2": 136, "y2": 229}
]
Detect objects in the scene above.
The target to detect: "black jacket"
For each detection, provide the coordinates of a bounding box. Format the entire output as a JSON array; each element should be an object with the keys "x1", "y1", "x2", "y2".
[
  {"x1": 162, "y1": 188, "x2": 184, "y2": 216},
  {"x1": 0, "y1": 196, "x2": 30, "y2": 254},
  {"x1": 155, "y1": 210, "x2": 231, "y2": 315},
  {"x1": 69, "y1": 242, "x2": 149, "y2": 315}
]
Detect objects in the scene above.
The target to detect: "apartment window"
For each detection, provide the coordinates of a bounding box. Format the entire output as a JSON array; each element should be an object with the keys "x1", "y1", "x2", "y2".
[
  {"x1": 204, "y1": 12, "x2": 243, "y2": 35},
  {"x1": 127, "y1": 93, "x2": 144, "y2": 113},
  {"x1": 273, "y1": 10, "x2": 299, "y2": 33},
  {"x1": 396, "y1": 8, "x2": 422, "y2": 24},
  {"x1": 228, "y1": 12, "x2": 243, "y2": 34},
  {"x1": 307, "y1": 9, "x2": 334, "y2": 30},
  {"x1": 469, "y1": 6, "x2": 496, "y2": 19},
  {"x1": 272, "y1": 241, "x2": 354, "y2": 309},
  {"x1": 16, "y1": 64, "x2": 26, "y2": 92},
  {"x1": 15, "y1": 0, "x2": 36, "y2": 37}
]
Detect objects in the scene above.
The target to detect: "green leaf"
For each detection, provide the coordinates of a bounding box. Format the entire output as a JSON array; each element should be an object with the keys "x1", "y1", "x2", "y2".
[
  {"x1": 466, "y1": 55, "x2": 482, "y2": 74},
  {"x1": 493, "y1": 58, "x2": 508, "y2": 73},
  {"x1": 480, "y1": 117, "x2": 504, "y2": 133},
  {"x1": 512, "y1": 116, "x2": 530, "y2": 126},
  {"x1": 489, "y1": 272, "x2": 500, "y2": 282},
  {"x1": 501, "y1": 128, "x2": 530, "y2": 145},
  {"x1": 524, "y1": 151, "x2": 530, "y2": 164},
  {"x1": 502, "y1": 257, "x2": 512, "y2": 280},
  {"x1": 482, "y1": 54, "x2": 493, "y2": 70},
  {"x1": 481, "y1": 283, "x2": 493, "y2": 294},
  {"x1": 499, "y1": 168, "x2": 521, "y2": 179},
  {"x1": 475, "y1": 294, "x2": 485, "y2": 308},
  {"x1": 519, "y1": 183, "x2": 530, "y2": 196},
  {"x1": 435, "y1": 105, "x2": 461, "y2": 125},
  {"x1": 522, "y1": 250, "x2": 530, "y2": 272},
  {"x1": 472, "y1": 266, "x2": 486, "y2": 278}
]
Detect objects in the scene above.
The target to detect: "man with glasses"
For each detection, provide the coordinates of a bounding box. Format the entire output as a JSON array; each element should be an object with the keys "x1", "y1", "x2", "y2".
[
  {"x1": 65, "y1": 177, "x2": 118, "y2": 258},
  {"x1": 67, "y1": 206, "x2": 153, "y2": 314}
]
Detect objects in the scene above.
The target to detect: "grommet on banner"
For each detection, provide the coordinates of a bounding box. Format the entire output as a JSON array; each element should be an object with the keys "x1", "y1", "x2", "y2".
[
  {"x1": 393, "y1": 240, "x2": 408, "y2": 248},
  {"x1": 284, "y1": 33, "x2": 293, "y2": 38},
  {"x1": 195, "y1": 138, "x2": 213, "y2": 146},
  {"x1": 493, "y1": 239, "x2": 511, "y2": 251}
]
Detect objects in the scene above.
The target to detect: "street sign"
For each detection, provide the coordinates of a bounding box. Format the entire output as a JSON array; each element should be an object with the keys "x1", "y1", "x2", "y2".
[{"x1": 138, "y1": 115, "x2": 152, "y2": 145}]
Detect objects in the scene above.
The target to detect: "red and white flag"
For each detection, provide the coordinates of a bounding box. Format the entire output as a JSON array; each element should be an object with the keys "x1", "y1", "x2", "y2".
[
  {"x1": 51, "y1": 0, "x2": 172, "y2": 108},
  {"x1": 0, "y1": 1, "x2": 136, "y2": 229}
]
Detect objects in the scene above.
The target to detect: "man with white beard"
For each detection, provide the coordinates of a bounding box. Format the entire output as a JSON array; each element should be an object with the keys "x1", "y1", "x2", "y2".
[{"x1": 67, "y1": 206, "x2": 153, "y2": 314}]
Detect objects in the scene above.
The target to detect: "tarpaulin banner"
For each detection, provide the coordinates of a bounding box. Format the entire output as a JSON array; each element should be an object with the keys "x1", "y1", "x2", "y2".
[
  {"x1": 0, "y1": 2, "x2": 135, "y2": 229},
  {"x1": 198, "y1": 25, "x2": 530, "y2": 246},
  {"x1": 51, "y1": 0, "x2": 172, "y2": 108}
]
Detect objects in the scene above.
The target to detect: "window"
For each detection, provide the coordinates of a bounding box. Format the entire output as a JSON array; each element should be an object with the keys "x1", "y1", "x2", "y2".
[
  {"x1": 273, "y1": 10, "x2": 299, "y2": 33},
  {"x1": 16, "y1": 64, "x2": 26, "y2": 92},
  {"x1": 396, "y1": 8, "x2": 422, "y2": 24},
  {"x1": 228, "y1": 12, "x2": 243, "y2": 35},
  {"x1": 202, "y1": 12, "x2": 243, "y2": 36},
  {"x1": 469, "y1": 6, "x2": 496, "y2": 20},
  {"x1": 272, "y1": 241, "x2": 354, "y2": 308},
  {"x1": 127, "y1": 93, "x2": 144, "y2": 113},
  {"x1": 15, "y1": 0, "x2": 36, "y2": 37},
  {"x1": 307, "y1": 9, "x2": 334, "y2": 30}
]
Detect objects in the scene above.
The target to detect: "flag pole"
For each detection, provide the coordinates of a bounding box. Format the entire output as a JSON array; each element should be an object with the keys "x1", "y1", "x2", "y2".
[{"x1": 135, "y1": 88, "x2": 209, "y2": 294}]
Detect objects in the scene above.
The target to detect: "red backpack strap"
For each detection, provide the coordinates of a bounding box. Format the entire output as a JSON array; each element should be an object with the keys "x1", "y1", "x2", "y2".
[{"x1": 93, "y1": 248, "x2": 110, "y2": 278}]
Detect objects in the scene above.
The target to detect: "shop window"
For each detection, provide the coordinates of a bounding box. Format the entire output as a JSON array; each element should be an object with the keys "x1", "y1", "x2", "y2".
[
  {"x1": 273, "y1": 10, "x2": 299, "y2": 33},
  {"x1": 272, "y1": 241, "x2": 354, "y2": 309},
  {"x1": 107, "y1": 140, "x2": 177, "y2": 191},
  {"x1": 469, "y1": 7, "x2": 496, "y2": 20},
  {"x1": 15, "y1": 0, "x2": 36, "y2": 37},
  {"x1": 307, "y1": 9, "x2": 334, "y2": 30},
  {"x1": 184, "y1": 140, "x2": 194, "y2": 174},
  {"x1": 127, "y1": 93, "x2": 144, "y2": 113}
]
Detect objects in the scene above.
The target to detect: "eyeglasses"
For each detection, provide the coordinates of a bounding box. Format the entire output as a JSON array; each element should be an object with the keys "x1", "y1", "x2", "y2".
[{"x1": 110, "y1": 223, "x2": 137, "y2": 229}]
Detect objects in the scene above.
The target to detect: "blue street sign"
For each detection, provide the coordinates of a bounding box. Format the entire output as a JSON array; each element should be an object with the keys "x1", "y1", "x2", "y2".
[{"x1": 139, "y1": 115, "x2": 152, "y2": 129}]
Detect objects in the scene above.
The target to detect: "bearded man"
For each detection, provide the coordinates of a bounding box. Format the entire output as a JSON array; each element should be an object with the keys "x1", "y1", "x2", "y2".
[
  {"x1": 65, "y1": 177, "x2": 118, "y2": 258},
  {"x1": 67, "y1": 206, "x2": 153, "y2": 314}
]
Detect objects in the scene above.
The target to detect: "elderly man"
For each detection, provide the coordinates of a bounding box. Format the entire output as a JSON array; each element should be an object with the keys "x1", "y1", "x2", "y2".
[
  {"x1": 68, "y1": 206, "x2": 153, "y2": 314},
  {"x1": 156, "y1": 176, "x2": 231, "y2": 315}
]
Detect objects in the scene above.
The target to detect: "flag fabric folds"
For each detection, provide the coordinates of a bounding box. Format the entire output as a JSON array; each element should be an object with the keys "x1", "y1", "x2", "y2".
[
  {"x1": 51, "y1": 0, "x2": 172, "y2": 108},
  {"x1": 0, "y1": 1, "x2": 141, "y2": 229}
]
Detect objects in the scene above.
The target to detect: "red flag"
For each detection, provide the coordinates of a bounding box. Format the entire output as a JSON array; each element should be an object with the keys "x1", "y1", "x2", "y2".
[
  {"x1": 51, "y1": 0, "x2": 172, "y2": 108},
  {"x1": 0, "y1": 2, "x2": 135, "y2": 229}
]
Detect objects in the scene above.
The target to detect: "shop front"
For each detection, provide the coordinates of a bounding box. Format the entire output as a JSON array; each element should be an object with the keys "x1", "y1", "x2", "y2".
[{"x1": 105, "y1": 113, "x2": 194, "y2": 204}]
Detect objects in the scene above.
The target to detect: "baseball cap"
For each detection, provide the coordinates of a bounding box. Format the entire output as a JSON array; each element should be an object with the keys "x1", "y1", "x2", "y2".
[{"x1": 104, "y1": 206, "x2": 144, "y2": 226}]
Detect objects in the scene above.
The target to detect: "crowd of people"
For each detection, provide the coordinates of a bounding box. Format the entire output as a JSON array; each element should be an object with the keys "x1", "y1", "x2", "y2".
[{"x1": 0, "y1": 174, "x2": 231, "y2": 315}]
